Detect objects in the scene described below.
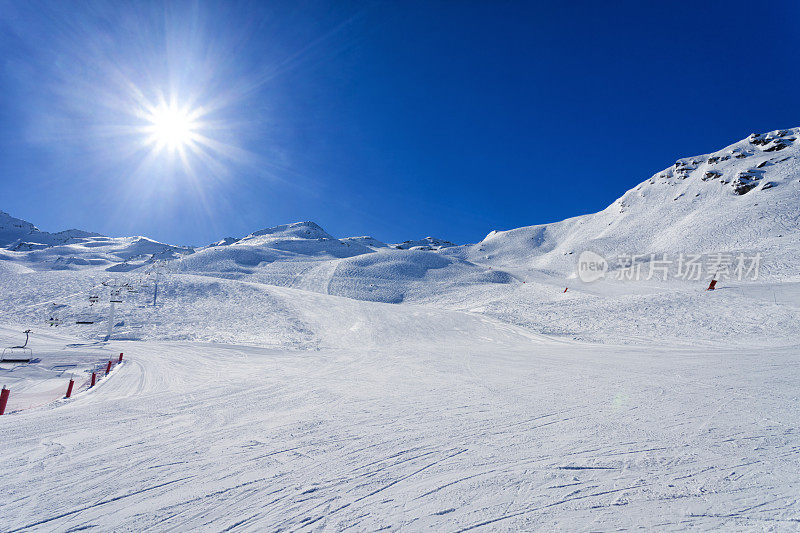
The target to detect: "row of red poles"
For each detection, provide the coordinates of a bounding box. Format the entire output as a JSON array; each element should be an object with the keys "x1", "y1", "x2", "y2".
[{"x1": 0, "y1": 352, "x2": 123, "y2": 415}]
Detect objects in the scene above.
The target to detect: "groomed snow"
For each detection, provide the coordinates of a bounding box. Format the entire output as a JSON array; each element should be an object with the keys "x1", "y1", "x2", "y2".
[{"x1": 1, "y1": 283, "x2": 799, "y2": 530}]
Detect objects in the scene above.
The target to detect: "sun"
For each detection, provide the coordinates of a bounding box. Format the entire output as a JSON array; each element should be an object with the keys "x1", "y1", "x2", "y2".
[
  {"x1": 143, "y1": 102, "x2": 201, "y2": 153},
  {"x1": 132, "y1": 92, "x2": 240, "y2": 177}
]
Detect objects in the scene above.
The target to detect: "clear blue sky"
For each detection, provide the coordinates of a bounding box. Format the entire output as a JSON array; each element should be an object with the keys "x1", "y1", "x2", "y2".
[{"x1": 0, "y1": 1, "x2": 798, "y2": 246}]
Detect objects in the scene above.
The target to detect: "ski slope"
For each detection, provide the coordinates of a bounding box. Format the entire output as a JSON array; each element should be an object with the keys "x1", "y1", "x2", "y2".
[{"x1": 2, "y1": 282, "x2": 799, "y2": 531}]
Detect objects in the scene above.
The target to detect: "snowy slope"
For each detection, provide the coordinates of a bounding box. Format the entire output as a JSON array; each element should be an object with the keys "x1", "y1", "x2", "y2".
[
  {"x1": 182, "y1": 221, "x2": 373, "y2": 272},
  {"x1": 177, "y1": 222, "x2": 510, "y2": 303},
  {"x1": 447, "y1": 128, "x2": 800, "y2": 279},
  {"x1": 2, "y1": 235, "x2": 193, "y2": 272},
  {"x1": 1, "y1": 285, "x2": 798, "y2": 531}
]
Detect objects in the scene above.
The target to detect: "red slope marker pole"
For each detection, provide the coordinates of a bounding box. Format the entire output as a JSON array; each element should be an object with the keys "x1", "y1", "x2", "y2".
[
  {"x1": 65, "y1": 378, "x2": 75, "y2": 399},
  {"x1": 118, "y1": 353, "x2": 123, "y2": 363},
  {"x1": 563, "y1": 287, "x2": 568, "y2": 293},
  {"x1": 90, "y1": 372, "x2": 97, "y2": 387},
  {"x1": 0, "y1": 387, "x2": 9, "y2": 415},
  {"x1": 105, "y1": 360, "x2": 113, "y2": 375},
  {"x1": 706, "y1": 279, "x2": 717, "y2": 291}
]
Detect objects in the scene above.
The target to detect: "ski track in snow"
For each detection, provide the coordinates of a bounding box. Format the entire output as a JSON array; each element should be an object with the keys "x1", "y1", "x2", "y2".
[
  {"x1": 1, "y1": 296, "x2": 799, "y2": 531},
  {"x1": 1, "y1": 264, "x2": 799, "y2": 531}
]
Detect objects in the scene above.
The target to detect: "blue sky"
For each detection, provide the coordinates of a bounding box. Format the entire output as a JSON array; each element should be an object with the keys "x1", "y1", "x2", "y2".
[{"x1": 0, "y1": 0, "x2": 798, "y2": 246}]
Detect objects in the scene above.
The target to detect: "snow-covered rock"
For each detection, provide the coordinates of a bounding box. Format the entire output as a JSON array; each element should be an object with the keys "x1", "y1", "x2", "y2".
[
  {"x1": 393, "y1": 237, "x2": 457, "y2": 250},
  {"x1": 340, "y1": 236, "x2": 389, "y2": 249},
  {"x1": 206, "y1": 236, "x2": 240, "y2": 248}
]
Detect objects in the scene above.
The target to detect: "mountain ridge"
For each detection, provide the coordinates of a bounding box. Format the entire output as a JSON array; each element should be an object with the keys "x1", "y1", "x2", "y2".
[{"x1": 2, "y1": 127, "x2": 798, "y2": 281}]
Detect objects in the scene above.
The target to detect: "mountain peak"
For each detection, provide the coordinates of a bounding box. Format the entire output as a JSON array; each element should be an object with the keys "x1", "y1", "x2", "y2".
[
  {"x1": 242, "y1": 221, "x2": 332, "y2": 242},
  {"x1": 394, "y1": 237, "x2": 457, "y2": 250}
]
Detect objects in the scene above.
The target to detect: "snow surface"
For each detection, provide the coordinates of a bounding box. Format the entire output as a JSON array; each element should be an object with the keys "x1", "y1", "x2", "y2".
[{"x1": 1, "y1": 129, "x2": 799, "y2": 530}]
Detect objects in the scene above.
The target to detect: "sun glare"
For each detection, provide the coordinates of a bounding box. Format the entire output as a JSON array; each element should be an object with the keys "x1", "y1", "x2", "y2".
[
  {"x1": 143, "y1": 102, "x2": 201, "y2": 153},
  {"x1": 132, "y1": 91, "x2": 242, "y2": 177}
]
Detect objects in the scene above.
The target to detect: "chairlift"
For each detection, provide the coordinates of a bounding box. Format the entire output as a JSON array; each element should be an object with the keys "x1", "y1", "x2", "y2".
[
  {"x1": 110, "y1": 289, "x2": 123, "y2": 303},
  {"x1": 47, "y1": 303, "x2": 66, "y2": 327},
  {"x1": 75, "y1": 310, "x2": 96, "y2": 325},
  {"x1": 121, "y1": 281, "x2": 139, "y2": 294},
  {"x1": 1, "y1": 329, "x2": 33, "y2": 363},
  {"x1": 88, "y1": 295, "x2": 100, "y2": 305}
]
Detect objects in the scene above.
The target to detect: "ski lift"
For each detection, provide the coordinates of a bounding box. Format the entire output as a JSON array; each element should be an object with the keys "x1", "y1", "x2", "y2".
[
  {"x1": 47, "y1": 303, "x2": 66, "y2": 327},
  {"x1": 75, "y1": 309, "x2": 96, "y2": 325},
  {"x1": 1, "y1": 329, "x2": 33, "y2": 363},
  {"x1": 88, "y1": 295, "x2": 100, "y2": 305},
  {"x1": 110, "y1": 289, "x2": 123, "y2": 303}
]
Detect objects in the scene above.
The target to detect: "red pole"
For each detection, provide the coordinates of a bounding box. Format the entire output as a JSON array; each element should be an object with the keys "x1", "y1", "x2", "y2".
[
  {"x1": 118, "y1": 352, "x2": 124, "y2": 363},
  {"x1": 90, "y1": 372, "x2": 97, "y2": 387},
  {"x1": 105, "y1": 360, "x2": 112, "y2": 375},
  {"x1": 707, "y1": 279, "x2": 717, "y2": 291},
  {"x1": 65, "y1": 379, "x2": 75, "y2": 399},
  {"x1": 0, "y1": 387, "x2": 9, "y2": 415}
]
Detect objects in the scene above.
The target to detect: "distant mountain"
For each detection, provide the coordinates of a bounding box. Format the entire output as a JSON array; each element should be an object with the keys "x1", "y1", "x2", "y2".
[
  {"x1": 0, "y1": 211, "x2": 193, "y2": 271},
  {"x1": 0, "y1": 210, "x2": 103, "y2": 248},
  {"x1": 340, "y1": 236, "x2": 390, "y2": 249},
  {"x1": 178, "y1": 221, "x2": 502, "y2": 303},
  {"x1": 206, "y1": 237, "x2": 240, "y2": 248},
  {"x1": 0, "y1": 211, "x2": 38, "y2": 246},
  {"x1": 2, "y1": 128, "x2": 798, "y2": 285},
  {"x1": 393, "y1": 237, "x2": 457, "y2": 251},
  {"x1": 180, "y1": 221, "x2": 373, "y2": 275}
]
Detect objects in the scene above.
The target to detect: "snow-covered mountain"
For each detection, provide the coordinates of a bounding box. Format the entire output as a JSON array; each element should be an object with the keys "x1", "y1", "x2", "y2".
[
  {"x1": 447, "y1": 128, "x2": 800, "y2": 280},
  {"x1": 0, "y1": 210, "x2": 193, "y2": 272},
  {"x1": 178, "y1": 127, "x2": 800, "y2": 296},
  {"x1": 179, "y1": 221, "x2": 507, "y2": 303},
  {"x1": 2, "y1": 127, "x2": 798, "y2": 285},
  {"x1": 393, "y1": 236, "x2": 457, "y2": 251},
  {"x1": 0, "y1": 210, "x2": 103, "y2": 249},
  {"x1": 185, "y1": 221, "x2": 372, "y2": 268}
]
